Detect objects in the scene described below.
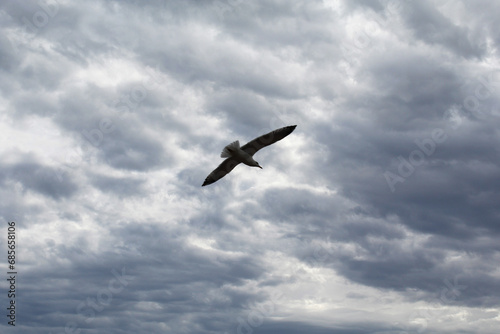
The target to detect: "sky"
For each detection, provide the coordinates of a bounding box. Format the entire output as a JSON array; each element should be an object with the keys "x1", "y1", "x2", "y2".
[{"x1": 1, "y1": 0, "x2": 500, "y2": 333}]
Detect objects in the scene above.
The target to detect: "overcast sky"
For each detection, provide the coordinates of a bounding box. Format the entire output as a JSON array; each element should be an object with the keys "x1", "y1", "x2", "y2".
[{"x1": 1, "y1": 0, "x2": 500, "y2": 333}]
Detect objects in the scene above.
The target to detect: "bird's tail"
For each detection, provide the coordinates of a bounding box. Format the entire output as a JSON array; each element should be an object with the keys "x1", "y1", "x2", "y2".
[{"x1": 221, "y1": 140, "x2": 240, "y2": 158}]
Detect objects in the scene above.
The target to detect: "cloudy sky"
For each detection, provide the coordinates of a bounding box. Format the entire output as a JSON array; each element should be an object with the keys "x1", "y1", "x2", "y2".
[{"x1": 1, "y1": 0, "x2": 500, "y2": 333}]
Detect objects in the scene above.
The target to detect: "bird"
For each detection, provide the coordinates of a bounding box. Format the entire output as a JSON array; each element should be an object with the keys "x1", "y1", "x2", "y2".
[{"x1": 202, "y1": 125, "x2": 297, "y2": 186}]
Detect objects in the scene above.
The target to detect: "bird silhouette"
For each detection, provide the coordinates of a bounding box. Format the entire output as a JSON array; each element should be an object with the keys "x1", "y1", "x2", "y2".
[{"x1": 202, "y1": 125, "x2": 297, "y2": 186}]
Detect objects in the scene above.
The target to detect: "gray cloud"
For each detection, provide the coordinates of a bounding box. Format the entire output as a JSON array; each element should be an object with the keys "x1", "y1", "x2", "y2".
[
  {"x1": 0, "y1": 155, "x2": 78, "y2": 200},
  {"x1": 1, "y1": 0, "x2": 499, "y2": 333},
  {"x1": 89, "y1": 173, "x2": 146, "y2": 197}
]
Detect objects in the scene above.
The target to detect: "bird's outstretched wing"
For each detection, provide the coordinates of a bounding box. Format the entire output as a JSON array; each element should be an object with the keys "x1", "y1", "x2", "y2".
[
  {"x1": 241, "y1": 125, "x2": 297, "y2": 156},
  {"x1": 202, "y1": 157, "x2": 241, "y2": 186}
]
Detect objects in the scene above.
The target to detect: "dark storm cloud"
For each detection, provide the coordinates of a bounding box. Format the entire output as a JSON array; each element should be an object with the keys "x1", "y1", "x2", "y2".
[
  {"x1": 0, "y1": 156, "x2": 77, "y2": 199},
  {"x1": 304, "y1": 80, "x2": 500, "y2": 309},
  {"x1": 255, "y1": 54, "x2": 500, "y2": 309},
  {"x1": 8, "y1": 220, "x2": 269, "y2": 333},
  {"x1": 1, "y1": 0, "x2": 500, "y2": 333}
]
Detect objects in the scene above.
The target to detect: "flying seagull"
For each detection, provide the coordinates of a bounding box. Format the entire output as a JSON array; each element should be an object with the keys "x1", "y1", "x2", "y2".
[{"x1": 202, "y1": 125, "x2": 297, "y2": 186}]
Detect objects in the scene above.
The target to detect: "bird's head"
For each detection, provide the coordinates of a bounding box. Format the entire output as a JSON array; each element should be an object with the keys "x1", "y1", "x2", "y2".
[{"x1": 253, "y1": 161, "x2": 263, "y2": 169}]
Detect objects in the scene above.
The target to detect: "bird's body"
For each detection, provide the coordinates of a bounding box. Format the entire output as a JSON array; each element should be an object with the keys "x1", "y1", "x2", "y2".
[
  {"x1": 220, "y1": 140, "x2": 262, "y2": 168},
  {"x1": 202, "y1": 125, "x2": 296, "y2": 186}
]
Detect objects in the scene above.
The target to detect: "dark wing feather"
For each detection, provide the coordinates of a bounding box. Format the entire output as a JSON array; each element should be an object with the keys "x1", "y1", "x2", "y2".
[
  {"x1": 241, "y1": 125, "x2": 297, "y2": 156},
  {"x1": 202, "y1": 157, "x2": 241, "y2": 186}
]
